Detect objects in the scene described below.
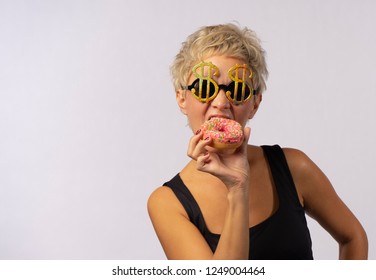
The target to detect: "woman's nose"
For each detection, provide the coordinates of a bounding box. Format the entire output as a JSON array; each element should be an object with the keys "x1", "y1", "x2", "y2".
[{"x1": 211, "y1": 89, "x2": 230, "y2": 109}]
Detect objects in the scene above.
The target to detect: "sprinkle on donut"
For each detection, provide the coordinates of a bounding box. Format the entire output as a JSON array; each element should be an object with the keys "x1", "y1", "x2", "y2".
[{"x1": 200, "y1": 117, "x2": 243, "y2": 149}]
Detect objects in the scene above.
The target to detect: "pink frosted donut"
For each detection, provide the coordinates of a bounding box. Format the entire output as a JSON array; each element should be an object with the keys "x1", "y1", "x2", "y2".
[{"x1": 201, "y1": 117, "x2": 243, "y2": 149}]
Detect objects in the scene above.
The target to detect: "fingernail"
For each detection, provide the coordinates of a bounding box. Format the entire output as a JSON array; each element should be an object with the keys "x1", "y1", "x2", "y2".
[
  {"x1": 205, "y1": 137, "x2": 210, "y2": 141},
  {"x1": 195, "y1": 129, "x2": 201, "y2": 135}
]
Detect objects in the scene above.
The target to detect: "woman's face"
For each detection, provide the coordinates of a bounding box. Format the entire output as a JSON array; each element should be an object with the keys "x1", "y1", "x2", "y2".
[{"x1": 176, "y1": 55, "x2": 261, "y2": 133}]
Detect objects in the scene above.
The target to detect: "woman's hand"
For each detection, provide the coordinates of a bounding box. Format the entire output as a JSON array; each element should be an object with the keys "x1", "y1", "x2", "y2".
[{"x1": 187, "y1": 127, "x2": 251, "y2": 191}]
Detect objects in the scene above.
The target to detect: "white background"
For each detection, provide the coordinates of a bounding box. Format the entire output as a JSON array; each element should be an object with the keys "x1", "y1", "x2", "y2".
[{"x1": 0, "y1": 0, "x2": 375, "y2": 260}]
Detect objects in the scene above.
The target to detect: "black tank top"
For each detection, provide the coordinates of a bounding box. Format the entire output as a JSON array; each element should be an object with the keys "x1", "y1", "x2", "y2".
[{"x1": 163, "y1": 145, "x2": 313, "y2": 260}]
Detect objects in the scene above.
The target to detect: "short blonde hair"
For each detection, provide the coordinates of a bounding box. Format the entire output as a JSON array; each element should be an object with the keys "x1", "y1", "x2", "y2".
[{"x1": 171, "y1": 23, "x2": 268, "y2": 94}]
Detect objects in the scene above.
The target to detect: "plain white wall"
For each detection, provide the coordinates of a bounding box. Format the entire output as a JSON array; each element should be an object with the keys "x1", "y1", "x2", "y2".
[{"x1": 0, "y1": 0, "x2": 375, "y2": 259}]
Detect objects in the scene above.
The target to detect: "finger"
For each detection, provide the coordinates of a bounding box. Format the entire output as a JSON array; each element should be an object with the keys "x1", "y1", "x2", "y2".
[
  {"x1": 187, "y1": 130, "x2": 203, "y2": 158},
  {"x1": 187, "y1": 133, "x2": 212, "y2": 160},
  {"x1": 196, "y1": 151, "x2": 225, "y2": 176},
  {"x1": 196, "y1": 152, "x2": 211, "y2": 171},
  {"x1": 193, "y1": 137, "x2": 212, "y2": 159}
]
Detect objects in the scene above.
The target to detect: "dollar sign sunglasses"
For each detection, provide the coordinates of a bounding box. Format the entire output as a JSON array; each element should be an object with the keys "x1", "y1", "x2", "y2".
[{"x1": 183, "y1": 61, "x2": 257, "y2": 105}]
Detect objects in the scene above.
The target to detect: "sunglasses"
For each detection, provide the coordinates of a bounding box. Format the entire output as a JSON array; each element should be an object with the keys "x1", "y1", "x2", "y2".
[{"x1": 183, "y1": 62, "x2": 257, "y2": 105}]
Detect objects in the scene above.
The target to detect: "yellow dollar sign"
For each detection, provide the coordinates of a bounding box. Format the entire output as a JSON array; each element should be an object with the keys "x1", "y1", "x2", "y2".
[
  {"x1": 192, "y1": 62, "x2": 219, "y2": 102},
  {"x1": 227, "y1": 64, "x2": 253, "y2": 104}
]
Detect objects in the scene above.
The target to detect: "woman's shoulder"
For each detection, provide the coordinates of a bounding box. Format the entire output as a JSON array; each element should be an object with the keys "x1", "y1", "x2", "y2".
[
  {"x1": 247, "y1": 144, "x2": 265, "y2": 162},
  {"x1": 148, "y1": 184, "x2": 177, "y2": 208},
  {"x1": 249, "y1": 144, "x2": 309, "y2": 161},
  {"x1": 281, "y1": 147, "x2": 317, "y2": 176},
  {"x1": 147, "y1": 183, "x2": 189, "y2": 220},
  {"x1": 147, "y1": 186, "x2": 189, "y2": 230},
  {"x1": 280, "y1": 146, "x2": 331, "y2": 205},
  {"x1": 249, "y1": 144, "x2": 317, "y2": 183}
]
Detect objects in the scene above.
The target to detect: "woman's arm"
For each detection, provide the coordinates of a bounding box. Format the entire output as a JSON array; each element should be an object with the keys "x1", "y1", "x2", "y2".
[
  {"x1": 148, "y1": 186, "x2": 215, "y2": 259},
  {"x1": 147, "y1": 181, "x2": 249, "y2": 260},
  {"x1": 284, "y1": 148, "x2": 368, "y2": 259},
  {"x1": 147, "y1": 128, "x2": 251, "y2": 260}
]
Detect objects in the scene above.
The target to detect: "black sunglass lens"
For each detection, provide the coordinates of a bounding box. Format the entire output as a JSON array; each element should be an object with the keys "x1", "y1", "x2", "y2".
[
  {"x1": 200, "y1": 80, "x2": 208, "y2": 99},
  {"x1": 192, "y1": 80, "x2": 217, "y2": 100},
  {"x1": 227, "y1": 82, "x2": 251, "y2": 102}
]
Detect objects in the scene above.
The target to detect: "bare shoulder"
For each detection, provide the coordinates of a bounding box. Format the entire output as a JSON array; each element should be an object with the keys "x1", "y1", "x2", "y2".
[
  {"x1": 282, "y1": 146, "x2": 331, "y2": 184},
  {"x1": 281, "y1": 147, "x2": 328, "y2": 184},
  {"x1": 282, "y1": 147, "x2": 314, "y2": 172},
  {"x1": 147, "y1": 185, "x2": 214, "y2": 259},
  {"x1": 148, "y1": 186, "x2": 173, "y2": 205},
  {"x1": 281, "y1": 147, "x2": 331, "y2": 207},
  {"x1": 248, "y1": 145, "x2": 312, "y2": 171},
  {"x1": 247, "y1": 144, "x2": 266, "y2": 163},
  {"x1": 147, "y1": 186, "x2": 187, "y2": 219}
]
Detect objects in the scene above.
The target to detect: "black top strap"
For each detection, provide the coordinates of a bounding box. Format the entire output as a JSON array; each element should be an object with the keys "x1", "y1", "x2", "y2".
[
  {"x1": 261, "y1": 145, "x2": 302, "y2": 207},
  {"x1": 163, "y1": 174, "x2": 218, "y2": 252},
  {"x1": 163, "y1": 174, "x2": 206, "y2": 233}
]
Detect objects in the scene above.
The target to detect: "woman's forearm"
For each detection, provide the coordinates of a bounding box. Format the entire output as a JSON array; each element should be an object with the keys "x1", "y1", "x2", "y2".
[{"x1": 212, "y1": 189, "x2": 250, "y2": 260}]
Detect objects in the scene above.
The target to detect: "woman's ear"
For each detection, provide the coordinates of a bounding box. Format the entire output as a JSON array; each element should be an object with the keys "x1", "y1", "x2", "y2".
[
  {"x1": 176, "y1": 89, "x2": 187, "y2": 115},
  {"x1": 248, "y1": 94, "x2": 262, "y2": 119}
]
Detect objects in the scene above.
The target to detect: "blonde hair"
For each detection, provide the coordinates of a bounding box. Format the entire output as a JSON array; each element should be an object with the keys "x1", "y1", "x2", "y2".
[{"x1": 170, "y1": 23, "x2": 268, "y2": 94}]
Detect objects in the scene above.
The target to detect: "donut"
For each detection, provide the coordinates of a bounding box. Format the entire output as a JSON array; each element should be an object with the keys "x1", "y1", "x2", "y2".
[{"x1": 200, "y1": 117, "x2": 243, "y2": 150}]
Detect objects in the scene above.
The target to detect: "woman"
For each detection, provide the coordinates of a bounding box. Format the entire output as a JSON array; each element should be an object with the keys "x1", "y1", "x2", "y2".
[{"x1": 147, "y1": 23, "x2": 368, "y2": 260}]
